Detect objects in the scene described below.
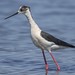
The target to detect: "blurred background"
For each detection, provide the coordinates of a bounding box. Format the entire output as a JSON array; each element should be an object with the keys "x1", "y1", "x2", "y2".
[{"x1": 0, "y1": 0, "x2": 75, "y2": 75}]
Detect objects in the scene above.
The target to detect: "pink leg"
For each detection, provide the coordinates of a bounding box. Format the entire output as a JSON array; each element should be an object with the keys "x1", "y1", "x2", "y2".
[
  {"x1": 49, "y1": 51, "x2": 60, "y2": 71},
  {"x1": 42, "y1": 49, "x2": 48, "y2": 71}
]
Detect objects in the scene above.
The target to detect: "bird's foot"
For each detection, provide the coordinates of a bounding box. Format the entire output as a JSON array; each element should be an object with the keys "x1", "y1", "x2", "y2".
[
  {"x1": 57, "y1": 66, "x2": 60, "y2": 71},
  {"x1": 45, "y1": 64, "x2": 48, "y2": 71}
]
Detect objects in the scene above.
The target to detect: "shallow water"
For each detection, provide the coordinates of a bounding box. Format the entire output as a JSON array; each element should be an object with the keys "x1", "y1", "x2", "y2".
[{"x1": 0, "y1": 0, "x2": 75, "y2": 75}]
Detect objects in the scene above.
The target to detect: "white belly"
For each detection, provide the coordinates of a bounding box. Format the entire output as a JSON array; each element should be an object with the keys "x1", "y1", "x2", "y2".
[
  {"x1": 31, "y1": 35, "x2": 41, "y2": 48},
  {"x1": 31, "y1": 30, "x2": 55, "y2": 50}
]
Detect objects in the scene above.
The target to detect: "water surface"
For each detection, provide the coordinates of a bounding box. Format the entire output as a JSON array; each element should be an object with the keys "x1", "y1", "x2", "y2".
[{"x1": 0, "y1": 0, "x2": 75, "y2": 75}]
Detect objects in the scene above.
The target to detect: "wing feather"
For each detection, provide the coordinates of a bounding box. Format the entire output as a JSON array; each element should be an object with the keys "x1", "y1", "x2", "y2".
[{"x1": 41, "y1": 31, "x2": 75, "y2": 48}]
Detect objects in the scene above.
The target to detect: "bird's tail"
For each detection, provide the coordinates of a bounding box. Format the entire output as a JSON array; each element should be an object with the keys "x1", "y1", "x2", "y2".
[{"x1": 68, "y1": 44, "x2": 75, "y2": 48}]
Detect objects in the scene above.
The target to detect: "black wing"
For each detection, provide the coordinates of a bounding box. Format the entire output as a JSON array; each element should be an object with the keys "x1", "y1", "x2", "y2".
[{"x1": 41, "y1": 31, "x2": 75, "y2": 48}]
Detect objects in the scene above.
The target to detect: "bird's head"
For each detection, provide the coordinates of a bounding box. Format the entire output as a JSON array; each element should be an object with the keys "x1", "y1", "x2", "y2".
[
  {"x1": 5, "y1": 5, "x2": 30, "y2": 19},
  {"x1": 18, "y1": 6, "x2": 30, "y2": 14}
]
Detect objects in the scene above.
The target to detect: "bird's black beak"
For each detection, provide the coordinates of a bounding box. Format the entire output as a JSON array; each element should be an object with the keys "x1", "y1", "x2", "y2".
[{"x1": 5, "y1": 12, "x2": 18, "y2": 19}]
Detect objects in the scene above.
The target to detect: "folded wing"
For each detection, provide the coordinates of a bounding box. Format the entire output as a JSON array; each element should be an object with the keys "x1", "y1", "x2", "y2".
[{"x1": 41, "y1": 31, "x2": 75, "y2": 48}]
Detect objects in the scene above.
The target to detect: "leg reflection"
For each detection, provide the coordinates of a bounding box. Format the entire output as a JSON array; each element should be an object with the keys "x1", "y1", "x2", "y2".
[{"x1": 45, "y1": 70, "x2": 60, "y2": 75}]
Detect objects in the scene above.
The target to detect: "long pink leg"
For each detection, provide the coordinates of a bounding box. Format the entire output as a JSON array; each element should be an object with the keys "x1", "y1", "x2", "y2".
[
  {"x1": 49, "y1": 50, "x2": 60, "y2": 71},
  {"x1": 41, "y1": 49, "x2": 48, "y2": 71}
]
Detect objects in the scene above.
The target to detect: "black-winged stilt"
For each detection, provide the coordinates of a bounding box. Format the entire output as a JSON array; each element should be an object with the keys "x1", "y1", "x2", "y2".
[{"x1": 5, "y1": 5, "x2": 75, "y2": 71}]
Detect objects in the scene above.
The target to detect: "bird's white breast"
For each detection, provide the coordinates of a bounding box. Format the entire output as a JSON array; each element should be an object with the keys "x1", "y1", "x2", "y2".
[{"x1": 31, "y1": 28, "x2": 55, "y2": 50}]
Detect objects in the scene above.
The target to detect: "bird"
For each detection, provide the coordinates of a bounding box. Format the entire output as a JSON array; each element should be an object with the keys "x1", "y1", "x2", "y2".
[{"x1": 5, "y1": 5, "x2": 75, "y2": 71}]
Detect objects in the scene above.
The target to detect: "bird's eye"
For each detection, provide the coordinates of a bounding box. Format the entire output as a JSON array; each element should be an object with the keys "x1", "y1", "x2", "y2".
[
  {"x1": 20, "y1": 7, "x2": 28, "y2": 12},
  {"x1": 20, "y1": 8, "x2": 23, "y2": 12}
]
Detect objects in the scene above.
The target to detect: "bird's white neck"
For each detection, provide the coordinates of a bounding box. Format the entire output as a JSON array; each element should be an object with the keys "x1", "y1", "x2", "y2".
[{"x1": 25, "y1": 9, "x2": 41, "y2": 31}]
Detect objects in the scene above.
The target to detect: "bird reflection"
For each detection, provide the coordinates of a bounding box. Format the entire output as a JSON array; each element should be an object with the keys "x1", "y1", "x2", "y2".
[{"x1": 45, "y1": 70, "x2": 60, "y2": 75}]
